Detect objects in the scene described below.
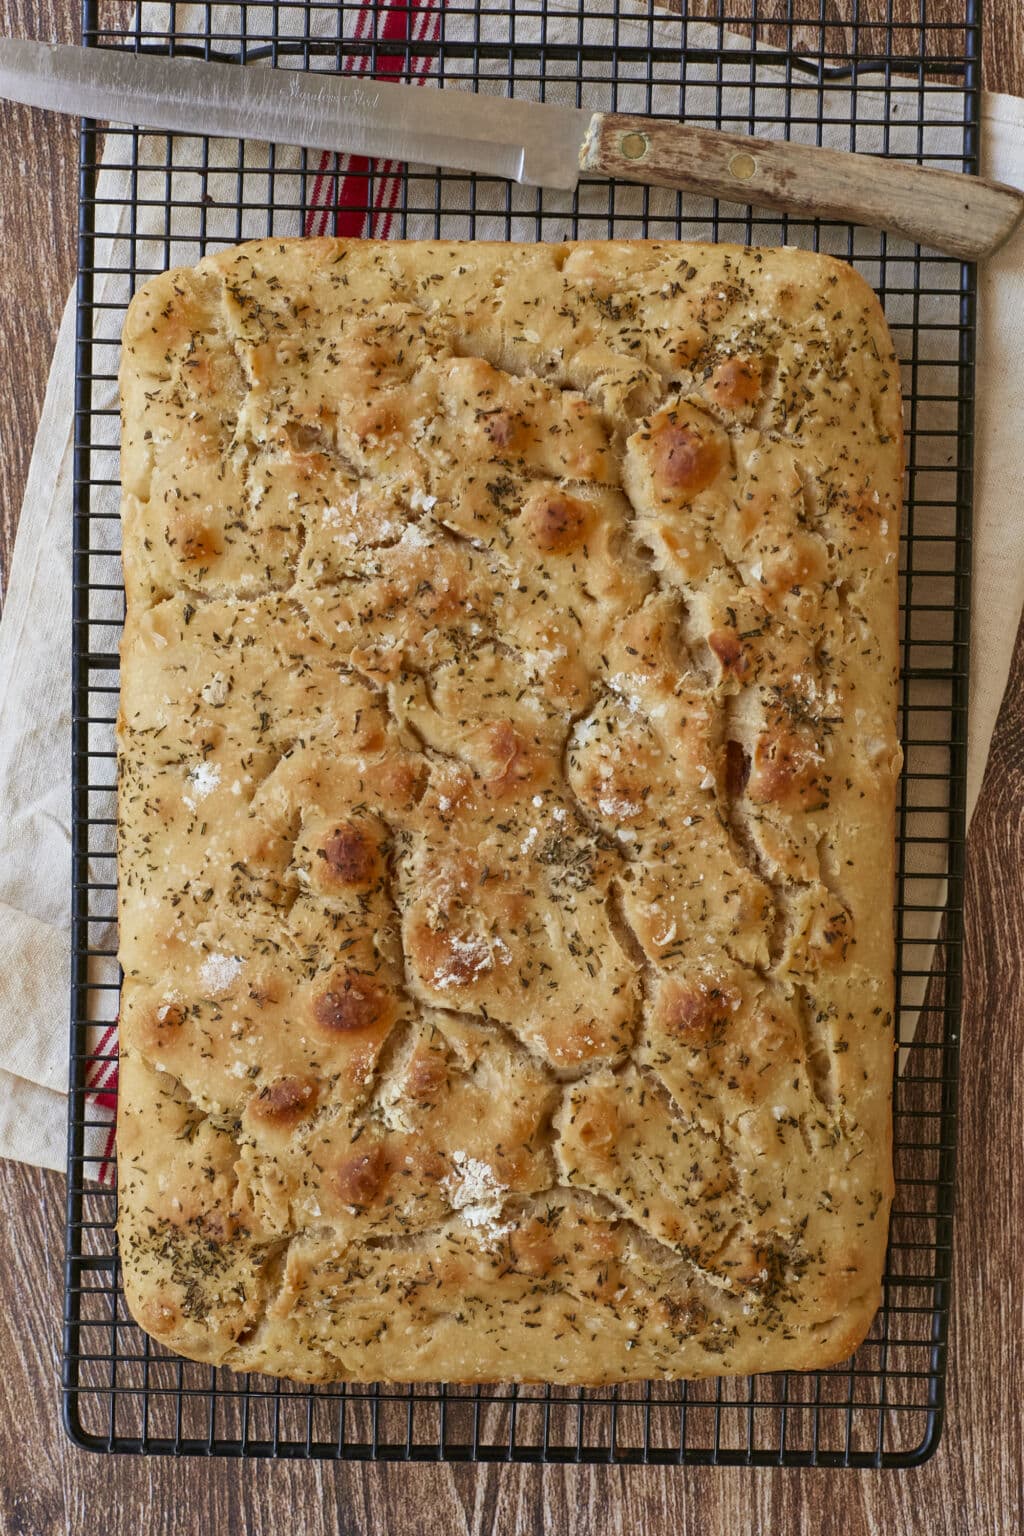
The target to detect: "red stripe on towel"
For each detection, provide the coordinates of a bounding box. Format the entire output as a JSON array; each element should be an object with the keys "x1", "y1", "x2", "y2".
[{"x1": 305, "y1": 0, "x2": 444, "y2": 238}]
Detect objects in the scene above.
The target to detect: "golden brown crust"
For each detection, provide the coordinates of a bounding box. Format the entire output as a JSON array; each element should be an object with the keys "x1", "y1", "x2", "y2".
[{"x1": 117, "y1": 238, "x2": 900, "y2": 1383}]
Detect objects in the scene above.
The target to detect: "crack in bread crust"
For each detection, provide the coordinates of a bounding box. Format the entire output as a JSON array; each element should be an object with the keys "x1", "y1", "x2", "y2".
[{"x1": 116, "y1": 237, "x2": 900, "y2": 1384}]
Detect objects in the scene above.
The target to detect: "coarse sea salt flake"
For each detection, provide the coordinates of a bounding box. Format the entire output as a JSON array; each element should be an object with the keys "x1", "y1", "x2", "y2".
[
  {"x1": 183, "y1": 760, "x2": 221, "y2": 810},
  {"x1": 199, "y1": 952, "x2": 244, "y2": 996},
  {"x1": 442, "y1": 1153, "x2": 512, "y2": 1247},
  {"x1": 598, "y1": 794, "x2": 642, "y2": 818},
  {"x1": 432, "y1": 934, "x2": 494, "y2": 989},
  {"x1": 200, "y1": 672, "x2": 230, "y2": 707},
  {"x1": 401, "y1": 522, "x2": 430, "y2": 549}
]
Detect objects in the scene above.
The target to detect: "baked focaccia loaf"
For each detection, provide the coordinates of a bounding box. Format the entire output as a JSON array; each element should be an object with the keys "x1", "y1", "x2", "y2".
[{"x1": 116, "y1": 238, "x2": 901, "y2": 1383}]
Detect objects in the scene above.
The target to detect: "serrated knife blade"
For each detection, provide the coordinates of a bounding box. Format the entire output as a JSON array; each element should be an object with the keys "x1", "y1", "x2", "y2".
[{"x1": 0, "y1": 37, "x2": 592, "y2": 190}]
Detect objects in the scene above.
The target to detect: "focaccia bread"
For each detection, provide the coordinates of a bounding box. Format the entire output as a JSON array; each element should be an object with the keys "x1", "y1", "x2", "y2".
[{"x1": 116, "y1": 238, "x2": 901, "y2": 1383}]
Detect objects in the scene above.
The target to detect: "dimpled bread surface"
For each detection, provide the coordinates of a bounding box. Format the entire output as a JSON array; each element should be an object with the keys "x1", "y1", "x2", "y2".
[{"x1": 116, "y1": 238, "x2": 902, "y2": 1383}]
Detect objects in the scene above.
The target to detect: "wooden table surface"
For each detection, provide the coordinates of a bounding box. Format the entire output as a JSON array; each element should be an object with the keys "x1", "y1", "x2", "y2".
[{"x1": 1, "y1": 3, "x2": 1021, "y2": 1532}]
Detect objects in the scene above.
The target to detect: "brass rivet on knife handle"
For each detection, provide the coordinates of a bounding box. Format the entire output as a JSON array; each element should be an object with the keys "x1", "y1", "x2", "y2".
[
  {"x1": 619, "y1": 131, "x2": 649, "y2": 161},
  {"x1": 581, "y1": 111, "x2": 1024, "y2": 261},
  {"x1": 729, "y1": 151, "x2": 757, "y2": 182}
]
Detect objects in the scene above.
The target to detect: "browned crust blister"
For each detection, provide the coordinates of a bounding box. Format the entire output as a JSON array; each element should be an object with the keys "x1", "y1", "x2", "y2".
[{"x1": 116, "y1": 238, "x2": 901, "y2": 1383}]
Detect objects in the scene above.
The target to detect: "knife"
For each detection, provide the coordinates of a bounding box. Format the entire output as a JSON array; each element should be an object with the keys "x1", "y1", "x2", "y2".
[{"x1": 2, "y1": 37, "x2": 1021, "y2": 260}]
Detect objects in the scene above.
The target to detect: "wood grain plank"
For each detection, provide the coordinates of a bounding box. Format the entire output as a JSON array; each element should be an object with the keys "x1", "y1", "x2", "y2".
[
  {"x1": 0, "y1": 0, "x2": 81, "y2": 603},
  {"x1": 945, "y1": 609, "x2": 1024, "y2": 1535},
  {"x1": 0, "y1": 0, "x2": 1022, "y2": 1531}
]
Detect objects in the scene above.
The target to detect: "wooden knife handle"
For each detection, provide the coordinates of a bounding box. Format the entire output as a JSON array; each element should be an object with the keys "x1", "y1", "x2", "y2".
[{"x1": 582, "y1": 113, "x2": 1024, "y2": 261}]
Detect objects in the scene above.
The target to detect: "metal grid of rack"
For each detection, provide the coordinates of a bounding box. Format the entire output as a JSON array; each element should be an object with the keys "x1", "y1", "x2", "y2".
[{"x1": 64, "y1": 0, "x2": 975, "y2": 1466}]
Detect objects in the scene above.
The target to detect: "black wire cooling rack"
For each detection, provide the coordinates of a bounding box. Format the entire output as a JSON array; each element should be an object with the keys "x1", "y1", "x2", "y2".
[{"x1": 64, "y1": 0, "x2": 976, "y2": 1466}]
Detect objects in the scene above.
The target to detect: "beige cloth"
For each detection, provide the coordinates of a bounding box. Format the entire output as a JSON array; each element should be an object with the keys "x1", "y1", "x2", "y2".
[{"x1": 0, "y1": 3, "x2": 1022, "y2": 1171}]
